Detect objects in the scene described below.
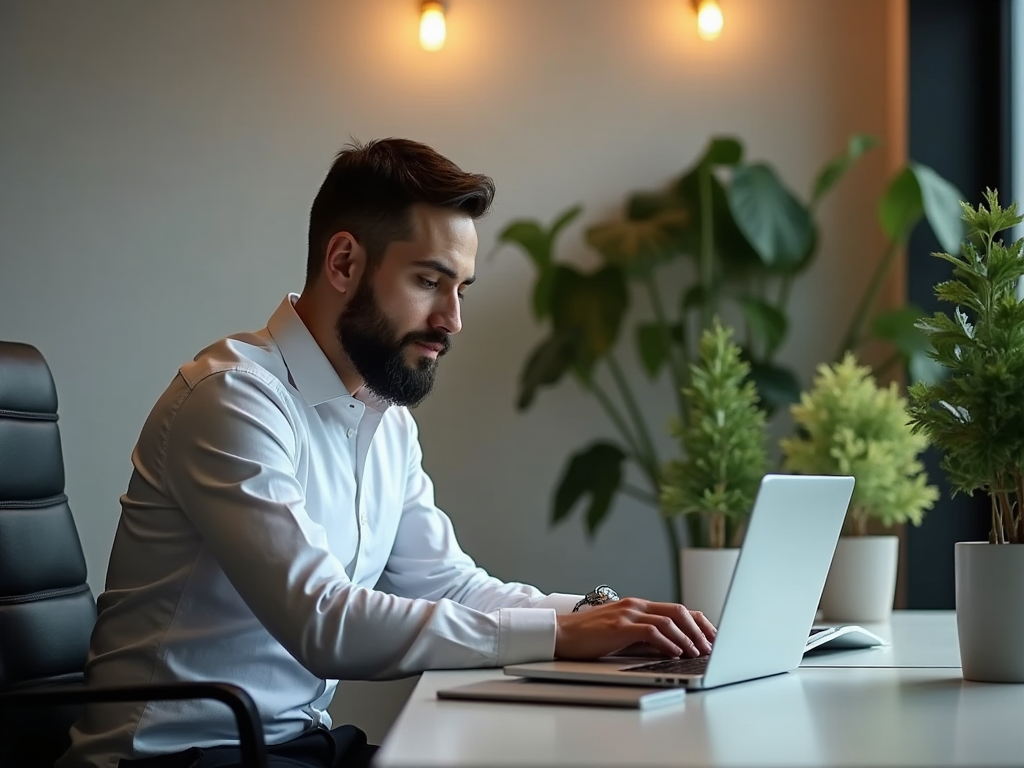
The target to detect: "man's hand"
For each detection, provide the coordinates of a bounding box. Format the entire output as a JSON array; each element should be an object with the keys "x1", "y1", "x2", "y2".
[{"x1": 554, "y1": 598, "x2": 717, "y2": 660}]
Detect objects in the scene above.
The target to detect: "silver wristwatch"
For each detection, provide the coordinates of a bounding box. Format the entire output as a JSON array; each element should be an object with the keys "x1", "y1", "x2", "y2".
[{"x1": 573, "y1": 585, "x2": 620, "y2": 612}]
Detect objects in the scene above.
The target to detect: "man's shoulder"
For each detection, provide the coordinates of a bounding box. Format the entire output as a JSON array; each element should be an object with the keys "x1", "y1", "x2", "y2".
[{"x1": 179, "y1": 328, "x2": 289, "y2": 393}]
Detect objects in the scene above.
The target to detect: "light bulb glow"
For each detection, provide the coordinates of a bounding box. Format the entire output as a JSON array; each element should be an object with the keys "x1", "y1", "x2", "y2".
[
  {"x1": 696, "y1": 0, "x2": 724, "y2": 41},
  {"x1": 419, "y1": 1, "x2": 446, "y2": 51}
]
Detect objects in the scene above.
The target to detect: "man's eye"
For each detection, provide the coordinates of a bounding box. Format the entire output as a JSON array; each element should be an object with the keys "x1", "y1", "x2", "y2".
[{"x1": 420, "y1": 278, "x2": 439, "y2": 289}]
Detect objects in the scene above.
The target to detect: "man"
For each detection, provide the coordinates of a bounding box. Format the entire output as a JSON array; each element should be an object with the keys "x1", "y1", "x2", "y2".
[{"x1": 59, "y1": 139, "x2": 715, "y2": 768}]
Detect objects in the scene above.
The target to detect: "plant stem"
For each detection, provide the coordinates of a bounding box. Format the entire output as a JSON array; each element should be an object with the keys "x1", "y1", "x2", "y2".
[
  {"x1": 662, "y1": 516, "x2": 682, "y2": 604},
  {"x1": 836, "y1": 237, "x2": 901, "y2": 360},
  {"x1": 620, "y1": 482, "x2": 659, "y2": 506},
  {"x1": 606, "y1": 354, "x2": 660, "y2": 473},
  {"x1": 698, "y1": 164, "x2": 715, "y2": 334},
  {"x1": 589, "y1": 379, "x2": 645, "y2": 466},
  {"x1": 645, "y1": 275, "x2": 688, "y2": 417},
  {"x1": 601, "y1": 356, "x2": 685, "y2": 603}
]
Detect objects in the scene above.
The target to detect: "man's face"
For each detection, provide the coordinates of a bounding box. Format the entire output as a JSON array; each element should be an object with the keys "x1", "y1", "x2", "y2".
[{"x1": 336, "y1": 204, "x2": 477, "y2": 407}]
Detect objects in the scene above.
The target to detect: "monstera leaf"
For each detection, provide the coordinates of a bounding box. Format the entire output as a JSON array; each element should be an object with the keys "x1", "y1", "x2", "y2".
[
  {"x1": 498, "y1": 206, "x2": 582, "y2": 319},
  {"x1": 549, "y1": 265, "x2": 629, "y2": 379},
  {"x1": 552, "y1": 442, "x2": 627, "y2": 538}
]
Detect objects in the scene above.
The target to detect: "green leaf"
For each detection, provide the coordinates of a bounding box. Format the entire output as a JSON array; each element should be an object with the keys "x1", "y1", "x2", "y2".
[
  {"x1": 585, "y1": 209, "x2": 689, "y2": 277},
  {"x1": 498, "y1": 221, "x2": 549, "y2": 272},
  {"x1": 637, "y1": 322, "x2": 670, "y2": 377},
  {"x1": 879, "y1": 167, "x2": 925, "y2": 243},
  {"x1": 552, "y1": 442, "x2": 627, "y2": 538},
  {"x1": 499, "y1": 206, "x2": 583, "y2": 320},
  {"x1": 910, "y1": 162, "x2": 967, "y2": 254},
  {"x1": 738, "y1": 297, "x2": 788, "y2": 356},
  {"x1": 871, "y1": 306, "x2": 928, "y2": 357},
  {"x1": 810, "y1": 134, "x2": 880, "y2": 206},
  {"x1": 699, "y1": 136, "x2": 744, "y2": 167},
  {"x1": 674, "y1": 168, "x2": 763, "y2": 274},
  {"x1": 550, "y1": 205, "x2": 583, "y2": 240},
  {"x1": 517, "y1": 332, "x2": 578, "y2": 410},
  {"x1": 728, "y1": 163, "x2": 815, "y2": 269},
  {"x1": 550, "y1": 265, "x2": 629, "y2": 371},
  {"x1": 747, "y1": 359, "x2": 802, "y2": 417},
  {"x1": 626, "y1": 191, "x2": 687, "y2": 221}
]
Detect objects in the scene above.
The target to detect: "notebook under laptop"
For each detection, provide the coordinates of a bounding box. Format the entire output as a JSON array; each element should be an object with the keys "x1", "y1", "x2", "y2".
[{"x1": 505, "y1": 474, "x2": 856, "y2": 691}]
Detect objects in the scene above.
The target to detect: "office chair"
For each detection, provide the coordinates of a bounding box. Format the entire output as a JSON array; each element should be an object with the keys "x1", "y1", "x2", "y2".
[{"x1": 0, "y1": 341, "x2": 268, "y2": 768}]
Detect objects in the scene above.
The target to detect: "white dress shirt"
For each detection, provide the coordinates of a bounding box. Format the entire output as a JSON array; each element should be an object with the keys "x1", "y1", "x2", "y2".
[{"x1": 60, "y1": 295, "x2": 580, "y2": 768}]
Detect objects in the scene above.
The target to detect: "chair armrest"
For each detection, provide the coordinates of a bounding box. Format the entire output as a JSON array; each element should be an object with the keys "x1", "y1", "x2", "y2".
[{"x1": 0, "y1": 681, "x2": 268, "y2": 768}]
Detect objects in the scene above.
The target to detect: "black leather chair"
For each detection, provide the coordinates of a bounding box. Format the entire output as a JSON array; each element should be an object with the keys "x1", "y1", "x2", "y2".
[{"x1": 0, "y1": 341, "x2": 268, "y2": 768}]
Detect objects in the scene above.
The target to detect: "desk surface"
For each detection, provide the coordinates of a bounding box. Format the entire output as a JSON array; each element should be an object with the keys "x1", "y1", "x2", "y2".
[{"x1": 376, "y1": 611, "x2": 1024, "y2": 768}]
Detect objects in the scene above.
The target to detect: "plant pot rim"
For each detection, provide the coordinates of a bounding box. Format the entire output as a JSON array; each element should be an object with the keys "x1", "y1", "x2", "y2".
[{"x1": 955, "y1": 540, "x2": 1024, "y2": 547}]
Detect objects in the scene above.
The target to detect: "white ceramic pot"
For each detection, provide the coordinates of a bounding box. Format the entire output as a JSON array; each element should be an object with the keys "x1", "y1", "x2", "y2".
[
  {"x1": 680, "y1": 547, "x2": 740, "y2": 625},
  {"x1": 819, "y1": 535, "x2": 899, "y2": 624},
  {"x1": 955, "y1": 541, "x2": 1024, "y2": 682}
]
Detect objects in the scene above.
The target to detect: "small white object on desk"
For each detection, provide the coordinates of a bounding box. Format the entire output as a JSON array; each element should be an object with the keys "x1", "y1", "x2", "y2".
[{"x1": 436, "y1": 678, "x2": 686, "y2": 710}]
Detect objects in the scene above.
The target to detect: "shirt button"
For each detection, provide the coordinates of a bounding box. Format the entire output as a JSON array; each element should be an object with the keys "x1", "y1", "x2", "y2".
[
  {"x1": 359, "y1": 513, "x2": 368, "y2": 527},
  {"x1": 346, "y1": 428, "x2": 356, "y2": 438}
]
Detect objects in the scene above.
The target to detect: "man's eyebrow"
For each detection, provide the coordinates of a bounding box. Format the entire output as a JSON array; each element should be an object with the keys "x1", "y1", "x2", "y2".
[{"x1": 412, "y1": 259, "x2": 476, "y2": 285}]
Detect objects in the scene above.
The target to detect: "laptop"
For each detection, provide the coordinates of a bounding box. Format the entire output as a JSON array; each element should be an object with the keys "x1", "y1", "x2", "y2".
[{"x1": 505, "y1": 473, "x2": 856, "y2": 691}]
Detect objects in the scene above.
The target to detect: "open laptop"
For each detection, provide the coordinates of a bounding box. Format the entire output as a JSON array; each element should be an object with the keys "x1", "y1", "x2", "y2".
[{"x1": 505, "y1": 474, "x2": 856, "y2": 691}]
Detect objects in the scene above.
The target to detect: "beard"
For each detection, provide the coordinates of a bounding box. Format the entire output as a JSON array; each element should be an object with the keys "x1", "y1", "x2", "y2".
[{"x1": 335, "y1": 280, "x2": 451, "y2": 408}]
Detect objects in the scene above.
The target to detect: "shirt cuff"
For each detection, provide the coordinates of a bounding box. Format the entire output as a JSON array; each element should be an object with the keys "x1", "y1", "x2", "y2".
[
  {"x1": 529, "y1": 592, "x2": 584, "y2": 615},
  {"x1": 496, "y1": 607, "x2": 558, "y2": 665}
]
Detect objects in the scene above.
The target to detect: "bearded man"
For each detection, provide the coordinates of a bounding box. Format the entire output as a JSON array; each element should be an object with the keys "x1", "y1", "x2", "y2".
[{"x1": 59, "y1": 138, "x2": 715, "y2": 768}]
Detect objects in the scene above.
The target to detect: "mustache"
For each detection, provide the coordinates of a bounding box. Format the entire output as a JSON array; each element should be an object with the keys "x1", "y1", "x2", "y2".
[{"x1": 401, "y1": 330, "x2": 452, "y2": 356}]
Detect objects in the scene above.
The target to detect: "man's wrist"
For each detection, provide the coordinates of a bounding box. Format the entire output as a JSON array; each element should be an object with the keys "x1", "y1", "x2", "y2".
[{"x1": 572, "y1": 585, "x2": 619, "y2": 612}]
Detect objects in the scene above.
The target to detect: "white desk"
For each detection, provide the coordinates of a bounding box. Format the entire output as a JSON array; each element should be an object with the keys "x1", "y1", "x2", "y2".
[
  {"x1": 801, "y1": 610, "x2": 961, "y2": 668},
  {"x1": 375, "y1": 611, "x2": 1024, "y2": 768}
]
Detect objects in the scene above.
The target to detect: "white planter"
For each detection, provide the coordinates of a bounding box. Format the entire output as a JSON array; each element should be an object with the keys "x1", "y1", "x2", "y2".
[
  {"x1": 819, "y1": 535, "x2": 899, "y2": 624},
  {"x1": 680, "y1": 547, "x2": 740, "y2": 626},
  {"x1": 955, "y1": 541, "x2": 1024, "y2": 682}
]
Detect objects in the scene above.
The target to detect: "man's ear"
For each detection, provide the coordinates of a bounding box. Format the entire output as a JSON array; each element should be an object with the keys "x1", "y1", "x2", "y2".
[{"x1": 322, "y1": 231, "x2": 366, "y2": 295}]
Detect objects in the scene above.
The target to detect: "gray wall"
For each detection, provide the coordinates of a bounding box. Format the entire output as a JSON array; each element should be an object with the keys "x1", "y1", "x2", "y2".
[{"x1": 0, "y1": 0, "x2": 904, "y2": 743}]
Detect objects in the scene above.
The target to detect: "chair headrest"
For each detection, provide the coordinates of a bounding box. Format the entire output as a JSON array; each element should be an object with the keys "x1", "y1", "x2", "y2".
[{"x1": 0, "y1": 342, "x2": 58, "y2": 416}]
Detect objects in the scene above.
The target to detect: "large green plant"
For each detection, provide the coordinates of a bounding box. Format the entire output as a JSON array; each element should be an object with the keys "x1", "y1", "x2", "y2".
[
  {"x1": 499, "y1": 134, "x2": 965, "y2": 598},
  {"x1": 780, "y1": 353, "x2": 938, "y2": 536},
  {"x1": 661, "y1": 321, "x2": 769, "y2": 549},
  {"x1": 908, "y1": 190, "x2": 1024, "y2": 544}
]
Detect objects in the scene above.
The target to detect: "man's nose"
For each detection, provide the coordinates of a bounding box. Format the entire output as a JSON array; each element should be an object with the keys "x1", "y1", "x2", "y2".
[{"x1": 431, "y1": 292, "x2": 462, "y2": 335}]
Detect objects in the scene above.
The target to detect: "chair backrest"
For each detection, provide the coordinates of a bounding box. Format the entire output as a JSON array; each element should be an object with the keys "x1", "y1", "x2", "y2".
[{"x1": 0, "y1": 341, "x2": 98, "y2": 767}]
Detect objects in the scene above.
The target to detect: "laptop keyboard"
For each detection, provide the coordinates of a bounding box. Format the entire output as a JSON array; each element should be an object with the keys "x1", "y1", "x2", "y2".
[{"x1": 626, "y1": 655, "x2": 710, "y2": 675}]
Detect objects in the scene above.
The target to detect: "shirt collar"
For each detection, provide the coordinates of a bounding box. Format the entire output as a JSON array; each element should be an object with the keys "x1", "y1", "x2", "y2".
[{"x1": 267, "y1": 293, "x2": 389, "y2": 412}]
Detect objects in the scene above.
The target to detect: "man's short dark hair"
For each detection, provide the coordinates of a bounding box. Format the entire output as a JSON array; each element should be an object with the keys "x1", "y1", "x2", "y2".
[{"x1": 305, "y1": 138, "x2": 496, "y2": 287}]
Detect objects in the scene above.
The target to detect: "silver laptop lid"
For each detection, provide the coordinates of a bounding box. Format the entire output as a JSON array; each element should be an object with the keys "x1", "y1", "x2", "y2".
[{"x1": 700, "y1": 474, "x2": 854, "y2": 688}]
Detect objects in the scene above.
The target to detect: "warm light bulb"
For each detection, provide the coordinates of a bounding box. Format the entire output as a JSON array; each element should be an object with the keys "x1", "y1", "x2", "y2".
[
  {"x1": 419, "y1": 1, "x2": 446, "y2": 51},
  {"x1": 695, "y1": 0, "x2": 724, "y2": 41}
]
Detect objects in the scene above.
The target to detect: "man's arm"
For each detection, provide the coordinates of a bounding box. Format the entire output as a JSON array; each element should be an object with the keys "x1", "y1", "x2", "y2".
[
  {"x1": 377, "y1": 411, "x2": 716, "y2": 660},
  {"x1": 162, "y1": 370, "x2": 557, "y2": 679}
]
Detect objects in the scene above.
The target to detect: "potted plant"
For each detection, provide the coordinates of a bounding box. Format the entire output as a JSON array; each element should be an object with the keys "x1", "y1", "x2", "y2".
[
  {"x1": 498, "y1": 134, "x2": 963, "y2": 602},
  {"x1": 659, "y1": 320, "x2": 769, "y2": 622},
  {"x1": 907, "y1": 189, "x2": 1024, "y2": 682},
  {"x1": 780, "y1": 353, "x2": 938, "y2": 622}
]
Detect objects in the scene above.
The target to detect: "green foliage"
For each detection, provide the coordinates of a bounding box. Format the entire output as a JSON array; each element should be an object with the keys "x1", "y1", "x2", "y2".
[
  {"x1": 660, "y1": 322, "x2": 769, "y2": 549},
  {"x1": 497, "y1": 134, "x2": 965, "y2": 598},
  {"x1": 907, "y1": 189, "x2": 1024, "y2": 544},
  {"x1": 781, "y1": 354, "x2": 938, "y2": 536}
]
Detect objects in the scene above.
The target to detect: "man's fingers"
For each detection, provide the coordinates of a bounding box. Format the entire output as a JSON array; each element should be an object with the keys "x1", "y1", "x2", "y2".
[
  {"x1": 618, "y1": 599, "x2": 714, "y2": 654},
  {"x1": 690, "y1": 610, "x2": 718, "y2": 641}
]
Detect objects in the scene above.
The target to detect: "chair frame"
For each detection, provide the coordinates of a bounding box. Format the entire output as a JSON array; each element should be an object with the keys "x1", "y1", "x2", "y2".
[{"x1": 0, "y1": 681, "x2": 269, "y2": 768}]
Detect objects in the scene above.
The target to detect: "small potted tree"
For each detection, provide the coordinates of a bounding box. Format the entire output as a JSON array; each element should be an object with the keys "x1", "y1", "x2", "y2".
[
  {"x1": 660, "y1": 320, "x2": 769, "y2": 623},
  {"x1": 907, "y1": 189, "x2": 1024, "y2": 682},
  {"x1": 780, "y1": 354, "x2": 938, "y2": 622}
]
